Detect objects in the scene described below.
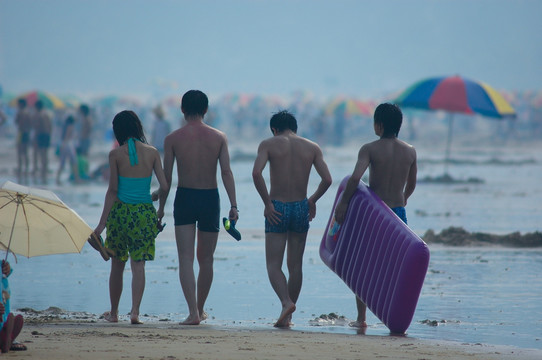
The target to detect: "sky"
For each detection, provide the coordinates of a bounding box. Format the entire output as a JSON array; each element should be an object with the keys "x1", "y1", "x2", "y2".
[{"x1": 1, "y1": 0, "x2": 541, "y2": 100}]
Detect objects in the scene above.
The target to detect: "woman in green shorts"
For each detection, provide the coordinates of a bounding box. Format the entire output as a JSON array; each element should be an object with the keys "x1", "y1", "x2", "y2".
[{"x1": 93, "y1": 110, "x2": 168, "y2": 324}]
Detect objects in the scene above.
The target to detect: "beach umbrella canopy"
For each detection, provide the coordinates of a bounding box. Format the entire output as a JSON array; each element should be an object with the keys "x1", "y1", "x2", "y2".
[
  {"x1": 325, "y1": 98, "x2": 375, "y2": 118},
  {"x1": 394, "y1": 75, "x2": 516, "y2": 174},
  {"x1": 9, "y1": 90, "x2": 65, "y2": 110},
  {"x1": 395, "y1": 75, "x2": 516, "y2": 118},
  {"x1": 0, "y1": 181, "x2": 93, "y2": 260}
]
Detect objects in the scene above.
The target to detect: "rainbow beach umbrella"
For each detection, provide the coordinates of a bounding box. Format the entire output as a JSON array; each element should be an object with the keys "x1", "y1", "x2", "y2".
[
  {"x1": 395, "y1": 75, "x2": 515, "y2": 118},
  {"x1": 394, "y1": 75, "x2": 516, "y2": 174},
  {"x1": 10, "y1": 90, "x2": 65, "y2": 110},
  {"x1": 325, "y1": 98, "x2": 375, "y2": 118}
]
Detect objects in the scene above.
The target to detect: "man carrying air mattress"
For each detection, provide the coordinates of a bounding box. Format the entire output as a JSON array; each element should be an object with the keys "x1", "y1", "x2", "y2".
[{"x1": 333, "y1": 103, "x2": 419, "y2": 331}]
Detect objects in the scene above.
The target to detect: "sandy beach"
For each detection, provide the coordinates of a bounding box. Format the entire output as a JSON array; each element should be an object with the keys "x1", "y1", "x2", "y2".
[{"x1": 6, "y1": 319, "x2": 538, "y2": 360}]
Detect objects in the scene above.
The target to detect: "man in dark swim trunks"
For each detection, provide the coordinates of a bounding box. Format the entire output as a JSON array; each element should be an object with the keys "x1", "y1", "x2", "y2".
[
  {"x1": 157, "y1": 90, "x2": 239, "y2": 325},
  {"x1": 252, "y1": 110, "x2": 332, "y2": 327},
  {"x1": 33, "y1": 100, "x2": 53, "y2": 184},
  {"x1": 334, "y1": 103, "x2": 417, "y2": 330},
  {"x1": 15, "y1": 98, "x2": 32, "y2": 182}
]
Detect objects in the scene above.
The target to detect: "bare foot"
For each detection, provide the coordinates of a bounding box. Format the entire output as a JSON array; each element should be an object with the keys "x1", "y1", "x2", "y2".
[
  {"x1": 102, "y1": 311, "x2": 118, "y2": 323},
  {"x1": 274, "y1": 303, "x2": 296, "y2": 328},
  {"x1": 200, "y1": 311, "x2": 208, "y2": 321},
  {"x1": 180, "y1": 314, "x2": 201, "y2": 325},
  {"x1": 349, "y1": 320, "x2": 367, "y2": 328},
  {"x1": 131, "y1": 313, "x2": 143, "y2": 325},
  {"x1": 287, "y1": 314, "x2": 294, "y2": 327}
]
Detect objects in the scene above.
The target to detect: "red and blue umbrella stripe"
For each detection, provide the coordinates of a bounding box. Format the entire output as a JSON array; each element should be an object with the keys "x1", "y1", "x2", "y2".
[{"x1": 395, "y1": 76, "x2": 516, "y2": 119}]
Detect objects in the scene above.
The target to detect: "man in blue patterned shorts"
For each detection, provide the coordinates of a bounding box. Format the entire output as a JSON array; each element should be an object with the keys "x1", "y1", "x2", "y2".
[{"x1": 253, "y1": 110, "x2": 332, "y2": 328}]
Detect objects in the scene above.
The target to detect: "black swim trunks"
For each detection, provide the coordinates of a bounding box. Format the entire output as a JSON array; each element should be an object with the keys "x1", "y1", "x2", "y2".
[
  {"x1": 36, "y1": 133, "x2": 51, "y2": 148},
  {"x1": 173, "y1": 187, "x2": 220, "y2": 232},
  {"x1": 18, "y1": 132, "x2": 30, "y2": 146}
]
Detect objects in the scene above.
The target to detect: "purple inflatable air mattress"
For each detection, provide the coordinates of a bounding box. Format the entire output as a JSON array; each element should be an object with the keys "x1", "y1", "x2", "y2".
[{"x1": 320, "y1": 176, "x2": 429, "y2": 334}]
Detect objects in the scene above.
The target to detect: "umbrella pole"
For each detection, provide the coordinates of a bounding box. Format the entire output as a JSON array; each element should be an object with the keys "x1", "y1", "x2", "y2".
[
  {"x1": 4, "y1": 200, "x2": 20, "y2": 262},
  {"x1": 444, "y1": 114, "x2": 454, "y2": 175}
]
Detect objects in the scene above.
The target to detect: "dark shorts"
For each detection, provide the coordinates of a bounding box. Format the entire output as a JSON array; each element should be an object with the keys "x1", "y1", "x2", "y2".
[
  {"x1": 77, "y1": 138, "x2": 91, "y2": 155},
  {"x1": 265, "y1": 199, "x2": 310, "y2": 233},
  {"x1": 391, "y1": 206, "x2": 408, "y2": 224},
  {"x1": 174, "y1": 187, "x2": 220, "y2": 232},
  {"x1": 36, "y1": 133, "x2": 51, "y2": 148},
  {"x1": 18, "y1": 132, "x2": 30, "y2": 146}
]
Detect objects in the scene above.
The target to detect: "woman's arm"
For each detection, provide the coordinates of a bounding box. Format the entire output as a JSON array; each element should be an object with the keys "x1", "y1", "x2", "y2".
[{"x1": 94, "y1": 151, "x2": 119, "y2": 235}]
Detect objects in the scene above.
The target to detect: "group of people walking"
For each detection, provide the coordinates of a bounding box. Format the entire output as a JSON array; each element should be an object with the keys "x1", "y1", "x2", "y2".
[{"x1": 92, "y1": 89, "x2": 417, "y2": 328}]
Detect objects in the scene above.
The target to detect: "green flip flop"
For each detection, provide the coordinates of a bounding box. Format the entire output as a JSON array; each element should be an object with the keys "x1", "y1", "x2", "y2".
[{"x1": 223, "y1": 218, "x2": 241, "y2": 241}]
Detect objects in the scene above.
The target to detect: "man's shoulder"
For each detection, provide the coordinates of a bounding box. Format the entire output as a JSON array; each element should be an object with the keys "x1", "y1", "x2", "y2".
[{"x1": 397, "y1": 138, "x2": 416, "y2": 152}]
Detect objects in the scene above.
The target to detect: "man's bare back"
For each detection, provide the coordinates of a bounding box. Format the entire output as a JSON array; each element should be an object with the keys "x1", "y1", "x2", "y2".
[
  {"x1": 164, "y1": 120, "x2": 228, "y2": 189},
  {"x1": 259, "y1": 132, "x2": 323, "y2": 202},
  {"x1": 252, "y1": 110, "x2": 331, "y2": 328},
  {"x1": 158, "y1": 90, "x2": 238, "y2": 326},
  {"x1": 364, "y1": 137, "x2": 417, "y2": 208}
]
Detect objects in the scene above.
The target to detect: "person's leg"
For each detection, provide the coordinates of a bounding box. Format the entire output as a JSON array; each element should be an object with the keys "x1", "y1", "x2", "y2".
[
  {"x1": 175, "y1": 224, "x2": 199, "y2": 325},
  {"x1": 0, "y1": 313, "x2": 14, "y2": 353},
  {"x1": 349, "y1": 296, "x2": 367, "y2": 328},
  {"x1": 32, "y1": 143, "x2": 38, "y2": 177},
  {"x1": 265, "y1": 232, "x2": 296, "y2": 327},
  {"x1": 195, "y1": 230, "x2": 218, "y2": 320},
  {"x1": 286, "y1": 231, "x2": 308, "y2": 304},
  {"x1": 56, "y1": 150, "x2": 66, "y2": 185},
  {"x1": 22, "y1": 144, "x2": 29, "y2": 180},
  {"x1": 107, "y1": 257, "x2": 126, "y2": 322},
  {"x1": 40, "y1": 148, "x2": 49, "y2": 184},
  {"x1": 130, "y1": 259, "x2": 145, "y2": 324},
  {"x1": 69, "y1": 149, "x2": 81, "y2": 183},
  {"x1": 16, "y1": 144, "x2": 23, "y2": 181}
]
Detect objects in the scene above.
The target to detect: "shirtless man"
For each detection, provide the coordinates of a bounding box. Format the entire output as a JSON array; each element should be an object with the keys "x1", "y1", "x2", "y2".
[
  {"x1": 33, "y1": 100, "x2": 53, "y2": 184},
  {"x1": 15, "y1": 99, "x2": 32, "y2": 182},
  {"x1": 334, "y1": 103, "x2": 417, "y2": 329},
  {"x1": 158, "y1": 90, "x2": 239, "y2": 325},
  {"x1": 252, "y1": 110, "x2": 332, "y2": 328}
]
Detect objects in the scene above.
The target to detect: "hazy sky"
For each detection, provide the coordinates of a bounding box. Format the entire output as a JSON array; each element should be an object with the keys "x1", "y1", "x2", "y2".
[{"x1": 1, "y1": 0, "x2": 541, "y2": 99}]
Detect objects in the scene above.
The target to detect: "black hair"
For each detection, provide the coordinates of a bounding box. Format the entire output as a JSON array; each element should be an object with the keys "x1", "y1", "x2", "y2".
[
  {"x1": 374, "y1": 103, "x2": 403, "y2": 137},
  {"x1": 18, "y1": 98, "x2": 26, "y2": 107},
  {"x1": 79, "y1": 104, "x2": 90, "y2": 116},
  {"x1": 61, "y1": 115, "x2": 75, "y2": 140},
  {"x1": 181, "y1": 90, "x2": 208, "y2": 117},
  {"x1": 112, "y1": 110, "x2": 148, "y2": 145},
  {"x1": 269, "y1": 110, "x2": 298, "y2": 133},
  {"x1": 35, "y1": 100, "x2": 44, "y2": 110}
]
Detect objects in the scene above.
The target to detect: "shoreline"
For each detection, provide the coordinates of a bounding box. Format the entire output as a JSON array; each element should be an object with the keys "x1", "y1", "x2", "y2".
[{"x1": 16, "y1": 320, "x2": 542, "y2": 360}]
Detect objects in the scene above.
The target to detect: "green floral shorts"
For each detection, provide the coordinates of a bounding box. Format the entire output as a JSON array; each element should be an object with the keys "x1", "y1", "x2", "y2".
[{"x1": 105, "y1": 201, "x2": 158, "y2": 262}]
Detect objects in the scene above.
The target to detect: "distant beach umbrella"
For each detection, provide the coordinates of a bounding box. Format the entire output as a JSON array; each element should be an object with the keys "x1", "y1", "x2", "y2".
[
  {"x1": 0, "y1": 181, "x2": 93, "y2": 260},
  {"x1": 9, "y1": 90, "x2": 65, "y2": 110},
  {"x1": 394, "y1": 75, "x2": 516, "y2": 174},
  {"x1": 325, "y1": 98, "x2": 375, "y2": 118},
  {"x1": 395, "y1": 75, "x2": 515, "y2": 118}
]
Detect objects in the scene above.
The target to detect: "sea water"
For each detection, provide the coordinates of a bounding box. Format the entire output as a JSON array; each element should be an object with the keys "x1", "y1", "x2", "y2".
[{"x1": 6, "y1": 142, "x2": 542, "y2": 350}]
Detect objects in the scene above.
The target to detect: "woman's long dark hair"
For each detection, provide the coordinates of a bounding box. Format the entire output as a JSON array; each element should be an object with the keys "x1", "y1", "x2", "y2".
[{"x1": 112, "y1": 110, "x2": 148, "y2": 145}]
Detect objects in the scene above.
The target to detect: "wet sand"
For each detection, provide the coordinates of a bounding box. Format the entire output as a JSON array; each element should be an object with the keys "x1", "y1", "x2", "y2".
[{"x1": 16, "y1": 320, "x2": 542, "y2": 360}]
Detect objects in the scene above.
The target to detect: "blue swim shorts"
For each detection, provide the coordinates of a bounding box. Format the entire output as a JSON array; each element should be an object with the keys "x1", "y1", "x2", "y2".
[
  {"x1": 265, "y1": 199, "x2": 310, "y2": 233},
  {"x1": 391, "y1": 206, "x2": 408, "y2": 225}
]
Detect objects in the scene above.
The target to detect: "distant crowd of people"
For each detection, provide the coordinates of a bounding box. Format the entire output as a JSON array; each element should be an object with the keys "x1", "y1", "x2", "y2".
[
  {"x1": 3, "y1": 99, "x2": 172, "y2": 186},
  {"x1": 11, "y1": 99, "x2": 92, "y2": 185}
]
